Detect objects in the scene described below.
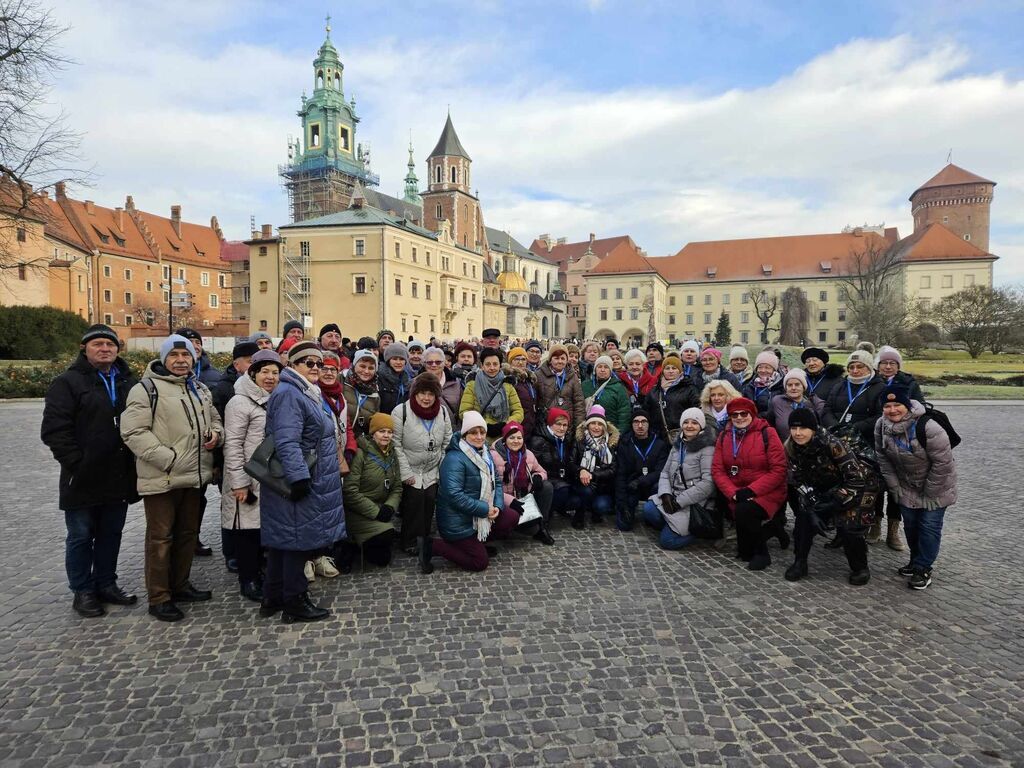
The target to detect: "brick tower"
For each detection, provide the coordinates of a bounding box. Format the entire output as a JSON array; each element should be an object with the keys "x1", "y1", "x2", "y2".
[
  {"x1": 910, "y1": 163, "x2": 996, "y2": 253},
  {"x1": 421, "y1": 114, "x2": 485, "y2": 252}
]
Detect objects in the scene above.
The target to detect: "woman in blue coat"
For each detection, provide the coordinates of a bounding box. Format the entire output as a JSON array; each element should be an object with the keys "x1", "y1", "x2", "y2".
[
  {"x1": 417, "y1": 411, "x2": 519, "y2": 573},
  {"x1": 261, "y1": 342, "x2": 346, "y2": 623}
]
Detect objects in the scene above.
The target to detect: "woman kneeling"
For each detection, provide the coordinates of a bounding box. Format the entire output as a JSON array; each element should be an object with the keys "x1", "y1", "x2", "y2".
[
  {"x1": 342, "y1": 413, "x2": 402, "y2": 568},
  {"x1": 491, "y1": 422, "x2": 555, "y2": 546}
]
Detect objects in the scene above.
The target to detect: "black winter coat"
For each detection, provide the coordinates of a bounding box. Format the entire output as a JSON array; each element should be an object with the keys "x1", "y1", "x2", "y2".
[
  {"x1": 742, "y1": 378, "x2": 784, "y2": 417},
  {"x1": 212, "y1": 362, "x2": 240, "y2": 419},
  {"x1": 822, "y1": 375, "x2": 887, "y2": 442},
  {"x1": 645, "y1": 378, "x2": 701, "y2": 440},
  {"x1": 377, "y1": 366, "x2": 411, "y2": 416},
  {"x1": 614, "y1": 431, "x2": 669, "y2": 506},
  {"x1": 529, "y1": 428, "x2": 580, "y2": 488},
  {"x1": 805, "y1": 363, "x2": 845, "y2": 402},
  {"x1": 41, "y1": 354, "x2": 139, "y2": 510},
  {"x1": 193, "y1": 352, "x2": 222, "y2": 388}
]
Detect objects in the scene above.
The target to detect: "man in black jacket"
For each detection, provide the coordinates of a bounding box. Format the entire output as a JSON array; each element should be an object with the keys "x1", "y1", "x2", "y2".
[
  {"x1": 41, "y1": 324, "x2": 140, "y2": 618},
  {"x1": 614, "y1": 407, "x2": 669, "y2": 531}
]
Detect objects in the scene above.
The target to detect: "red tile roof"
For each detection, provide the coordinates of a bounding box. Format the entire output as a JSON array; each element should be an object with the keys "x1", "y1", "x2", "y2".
[
  {"x1": 529, "y1": 235, "x2": 640, "y2": 273},
  {"x1": 911, "y1": 163, "x2": 995, "y2": 198},
  {"x1": 134, "y1": 208, "x2": 225, "y2": 268},
  {"x1": 587, "y1": 246, "x2": 660, "y2": 276},
  {"x1": 59, "y1": 196, "x2": 156, "y2": 261},
  {"x1": 891, "y1": 222, "x2": 993, "y2": 261},
  {"x1": 220, "y1": 240, "x2": 249, "y2": 262}
]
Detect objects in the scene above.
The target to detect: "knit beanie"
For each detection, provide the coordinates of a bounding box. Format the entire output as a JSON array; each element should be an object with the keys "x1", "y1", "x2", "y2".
[
  {"x1": 376, "y1": 329, "x2": 395, "y2": 343},
  {"x1": 318, "y1": 323, "x2": 341, "y2": 340},
  {"x1": 788, "y1": 408, "x2": 819, "y2": 430},
  {"x1": 800, "y1": 347, "x2": 829, "y2": 364},
  {"x1": 754, "y1": 350, "x2": 779, "y2": 371},
  {"x1": 248, "y1": 349, "x2": 283, "y2": 377},
  {"x1": 879, "y1": 384, "x2": 913, "y2": 409},
  {"x1": 501, "y1": 421, "x2": 524, "y2": 440},
  {"x1": 783, "y1": 369, "x2": 808, "y2": 389},
  {"x1": 594, "y1": 355, "x2": 614, "y2": 371},
  {"x1": 250, "y1": 330, "x2": 272, "y2": 343},
  {"x1": 680, "y1": 339, "x2": 701, "y2": 355},
  {"x1": 384, "y1": 342, "x2": 409, "y2": 363},
  {"x1": 160, "y1": 334, "x2": 196, "y2": 363},
  {"x1": 81, "y1": 323, "x2": 119, "y2": 346},
  {"x1": 547, "y1": 343, "x2": 568, "y2": 359},
  {"x1": 232, "y1": 341, "x2": 259, "y2": 359},
  {"x1": 877, "y1": 345, "x2": 903, "y2": 367},
  {"x1": 174, "y1": 327, "x2": 201, "y2": 343},
  {"x1": 726, "y1": 397, "x2": 757, "y2": 416},
  {"x1": 700, "y1": 347, "x2": 722, "y2": 362},
  {"x1": 507, "y1": 346, "x2": 527, "y2": 362},
  {"x1": 369, "y1": 412, "x2": 394, "y2": 435},
  {"x1": 662, "y1": 354, "x2": 682, "y2": 370},
  {"x1": 729, "y1": 346, "x2": 749, "y2": 362},
  {"x1": 546, "y1": 407, "x2": 570, "y2": 426},
  {"x1": 352, "y1": 349, "x2": 378, "y2": 368},
  {"x1": 410, "y1": 371, "x2": 441, "y2": 398},
  {"x1": 856, "y1": 341, "x2": 877, "y2": 355},
  {"x1": 289, "y1": 341, "x2": 323, "y2": 365},
  {"x1": 585, "y1": 404, "x2": 607, "y2": 427},
  {"x1": 282, "y1": 319, "x2": 303, "y2": 337},
  {"x1": 646, "y1": 342, "x2": 664, "y2": 355},
  {"x1": 631, "y1": 405, "x2": 650, "y2": 422},
  {"x1": 525, "y1": 340, "x2": 543, "y2": 353},
  {"x1": 461, "y1": 410, "x2": 487, "y2": 435},
  {"x1": 679, "y1": 407, "x2": 706, "y2": 429},
  {"x1": 623, "y1": 348, "x2": 646, "y2": 365},
  {"x1": 277, "y1": 337, "x2": 298, "y2": 355},
  {"x1": 407, "y1": 339, "x2": 426, "y2": 353},
  {"x1": 846, "y1": 350, "x2": 876, "y2": 372},
  {"x1": 453, "y1": 341, "x2": 476, "y2": 359},
  {"x1": 566, "y1": 343, "x2": 581, "y2": 356}
]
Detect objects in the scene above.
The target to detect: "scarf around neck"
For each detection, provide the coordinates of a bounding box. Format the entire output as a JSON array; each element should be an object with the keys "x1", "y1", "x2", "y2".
[
  {"x1": 474, "y1": 369, "x2": 509, "y2": 421},
  {"x1": 318, "y1": 380, "x2": 343, "y2": 414},
  {"x1": 581, "y1": 430, "x2": 613, "y2": 472}
]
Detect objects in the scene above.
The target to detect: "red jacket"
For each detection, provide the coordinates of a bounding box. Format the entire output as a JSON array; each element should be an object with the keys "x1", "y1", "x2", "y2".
[
  {"x1": 617, "y1": 370, "x2": 658, "y2": 401},
  {"x1": 711, "y1": 417, "x2": 788, "y2": 519}
]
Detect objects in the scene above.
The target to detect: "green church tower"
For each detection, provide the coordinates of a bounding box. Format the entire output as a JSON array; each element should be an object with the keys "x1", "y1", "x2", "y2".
[{"x1": 280, "y1": 17, "x2": 379, "y2": 222}]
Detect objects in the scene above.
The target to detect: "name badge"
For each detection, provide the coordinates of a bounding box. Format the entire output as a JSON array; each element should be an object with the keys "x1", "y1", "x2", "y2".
[
  {"x1": 427, "y1": 440, "x2": 436, "y2": 452},
  {"x1": 557, "y1": 397, "x2": 565, "y2": 406},
  {"x1": 641, "y1": 467, "x2": 648, "y2": 476},
  {"x1": 843, "y1": 414, "x2": 852, "y2": 423},
  {"x1": 559, "y1": 469, "x2": 565, "y2": 478},
  {"x1": 357, "y1": 416, "x2": 366, "y2": 426},
  {"x1": 729, "y1": 465, "x2": 740, "y2": 477},
  {"x1": 629, "y1": 395, "x2": 637, "y2": 405},
  {"x1": 383, "y1": 479, "x2": 391, "y2": 491}
]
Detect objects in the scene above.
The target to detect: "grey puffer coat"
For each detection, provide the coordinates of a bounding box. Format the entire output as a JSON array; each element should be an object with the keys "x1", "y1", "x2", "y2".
[
  {"x1": 874, "y1": 400, "x2": 957, "y2": 509},
  {"x1": 651, "y1": 428, "x2": 716, "y2": 536},
  {"x1": 220, "y1": 373, "x2": 270, "y2": 530},
  {"x1": 391, "y1": 400, "x2": 453, "y2": 489}
]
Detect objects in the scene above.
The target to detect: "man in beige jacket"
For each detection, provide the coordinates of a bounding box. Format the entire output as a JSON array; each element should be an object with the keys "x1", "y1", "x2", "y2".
[{"x1": 120, "y1": 334, "x2": 222, "y2": 622}]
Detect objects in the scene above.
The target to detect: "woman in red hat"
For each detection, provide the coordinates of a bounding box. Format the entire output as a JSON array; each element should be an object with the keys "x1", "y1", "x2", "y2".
[
  {"x1": 490, "y1": 421, "x2": 555, "y2": 545},
  {"x1": 711, "y1": 397, "x2": 788, "y2": 570}
]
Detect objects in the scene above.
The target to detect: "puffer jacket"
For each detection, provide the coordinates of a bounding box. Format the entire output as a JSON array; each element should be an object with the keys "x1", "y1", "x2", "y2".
[
  {"x1": 766, "y1": 393, "x2": 827, "y2": 442},
  {"x1": 574, "y1": 422, "x2": 621, "y2": 493},
  {"x1": 458, "y1": 376, "x2": 524, "y2": 436},
  {"x1": 875, "y1": 401, "x2": 957, "y2": 509},
  {"x1": 343, "y1": 377, "x2": 381, "y2": 440},
  {"x1": 787, "y1": 428, "x2": 880, "y2": 529},
  {"x1": 652, "y1": 428, "x2": 717, "y2": 535},
  {"x1": 219, "y1": 373, "x2": 269, "y2": 530},
  {"x1": 391, "y1": 400, "x2": 453, "y2": 489},
  {"x1": 691, "y1": 366, "x2": 742, "y2": 393},
  {"x1": 260, "y1": 367, "x2": 345, "y2": 551},
  {"x1": 193, "y1": 352, "x2": 222, "y2": 388},
  {"x1": 378, "y1": 365, "x2": 411, "y2": 416},
  {"x1": 582, "y1": 374, "x2": 632, "y2": 434},
  {"x1": 536, "y1": 362, "x2": 585, "y2": 434},
  {"x1": 41, "y1": 354, "x2": 138, "y2": 510},
  {"x1": 436, "y1": 432, "x2": 504, "y2": 542},
  {"x1": 711, "y1": 417, "x2": 788, "y2": 519},
  {"x1": 211, "y1": 361, "x2": 240, "y2": 419},
  {"x1": 120, "y1": 361, "x2": 223, "y2": 496},
  {"x1": 614, "y1": 431, "x2": 669, "y2": 504},
  {"x1": 822, "y1": 375, "x2": 887, "y2": 442},
  {"x1": 505, "y1": 366, "x2": 540, "y2": 439},
  {"x1": 438, "y1": 371, "x2": 464, "y2": 428},
  {"x1": 645, "y1": 376, "x2": 701, "y2": 441},
  {"x1": 529, "y1": 427, "x2": 580, "y2": 489},
  {"x1": 491, "y1": 437, "x2": 546, "y2": 506},
  {"x1": 343, "y1": 435, "x2": 402, "y2": 545},
  {"x1": 805, "y1": 363, "x2": 845, "y2": 402}
]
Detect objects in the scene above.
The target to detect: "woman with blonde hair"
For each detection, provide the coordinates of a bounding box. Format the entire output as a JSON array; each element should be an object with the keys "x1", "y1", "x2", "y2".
[{"x1": 700, "y1": 379, "x2": 742, "y2": 432}]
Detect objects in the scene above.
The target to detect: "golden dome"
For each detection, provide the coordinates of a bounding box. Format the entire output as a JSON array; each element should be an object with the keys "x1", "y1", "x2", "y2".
[{"x1": 497, "y1": 270, "x2": 528, "y2": 292}]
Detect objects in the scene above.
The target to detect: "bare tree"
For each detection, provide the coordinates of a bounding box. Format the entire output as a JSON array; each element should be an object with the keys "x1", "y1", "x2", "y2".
[
  {"x1": 132, "y1": 298, "x2": 208, "y2": 333},
  {"x1": 778, "y1": 286, "x2": 810, "y2": 346},
  {"x1": 746, "y1": 284, "x2": 779, "y2": 344},
  {"x1": 836, "y1": 239, "x2": 919, "y2": 345},
  {"x1": 0, "y1": 0, "x2": 88, "y2": 282},
  {"x1": 934, "y1": 286, "x2": 1022, "y2": 358}
]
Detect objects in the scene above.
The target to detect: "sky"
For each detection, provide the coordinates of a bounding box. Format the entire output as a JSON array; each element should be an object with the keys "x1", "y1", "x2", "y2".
[{"x1": 46, "y1": 0, "x2": 1024, "y2": 282}]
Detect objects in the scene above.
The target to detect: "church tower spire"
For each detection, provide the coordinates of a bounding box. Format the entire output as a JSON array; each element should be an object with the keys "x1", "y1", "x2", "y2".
[
  {"x1": 403, "y1": 139, "x2": 422, "y2": 205},
  {"x1": 421, "y1": 113, "x2": 483, "y2": 251}
]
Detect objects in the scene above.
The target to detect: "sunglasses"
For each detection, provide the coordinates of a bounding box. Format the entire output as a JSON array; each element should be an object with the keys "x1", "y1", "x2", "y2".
[
  {"x1": 729, "y1": 411, "x2": 751, "y2": 419},
  {"x1": 298, "y1": 359, "x2": 325, "y2": 369}
]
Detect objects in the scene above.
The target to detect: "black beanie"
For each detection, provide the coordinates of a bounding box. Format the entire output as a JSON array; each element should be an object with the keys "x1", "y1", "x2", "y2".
[
  {"x1": 81, "y1": 323, "x2": 119, "y2": 346},
  {"x1": 788, "y1": 408, "x2": 819, "y2": 430},
  {"x1": 318, "y1": 322, "x2": 341, "y2": 339},
  {"x1": 800, "y1": 347, "x2": 829, "y2": 364},
  {"x1": 232, "y1": 341, "x2": 259, "y2": 359},
  {"x1": 879, "y1": 383, "x2": 914, "y2": 410},
  {"x1": 174, "y1": 327, "x2": 202, "y2": 342},
  {"x1": 282, "y1": 319, "x2": 303, "y2": 336},
  {"x1": 631, "y1": 405, "x2": 651, "y2": 423}
]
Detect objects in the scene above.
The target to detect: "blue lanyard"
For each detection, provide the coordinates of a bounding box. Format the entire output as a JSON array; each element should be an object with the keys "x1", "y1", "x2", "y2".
[
  {"x1": 505, "y1": 448, "x2": 523, "y2": 478},
  {"x1": 321, "y1": 397, "x2": 332, "y2": 417},
  {"x1": 367, "y1": 452, "x2": 394, "y2": 474},
  {"x1": 754, "y1": 385, "x2": 768, "y2": 399},
  {"x1": 555, "y1": 371, "x2": 566, "y2": 391},
  {"x1": 97, "y1": 369, "x2": 117, "y2": 408},
  {"x1": 398, "y1": 381, "x2": 405, "y2": 399},
  {"x1": 555, "y1": 437, "x2": 564, "y2": 462},
  {"x1": 730, "y1": 426, "x2": 742, "y2": 459},
  {"x1": 356, "y1": 393, "x2": 369, "y2": 414},
  {"x1": 627, "y1": 375, "x2": 640, "y2": 396},
  {"x1": 421, "y1": 417, "x2": 435, "y2": 434},
  {"x1": 846, "y1": 380, "x2": 868, "y2": 406},
  {"x1": 807, "y1": 374, "x2": 822, "y2": 394},
  {"x1": 633, "y1": 437, "x2": 655, "y2": 465},
  {"x1": 678, "y1": 442, "x2": 687, "y2": 465},
  {"x1": 790, "y1": 400, "x2": 804, "y2": 410},
  {"x1": 684, "y1": 364, "x2": 692, "y2": 376},
  {"x1": 528, "y1": 383, "x2": 535, "y2": 400},
  {"x1": 894, "y1": 423, "x2": 917, "y2": 453}
]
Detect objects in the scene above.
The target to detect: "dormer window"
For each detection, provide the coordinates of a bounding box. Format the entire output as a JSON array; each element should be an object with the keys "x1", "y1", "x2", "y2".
[
  {"x1": 706, "y1": 266, "x2": 717, "y2": 278},
  {"x1": 761, "y1": 264, "x2": 773, "y2": 276},
  {"x1": 819, "y1": 260, "x2": 832, "y2": 273}
]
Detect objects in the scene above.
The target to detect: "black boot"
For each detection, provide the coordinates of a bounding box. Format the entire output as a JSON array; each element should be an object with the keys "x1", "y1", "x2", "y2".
[
  {"x1": 281, "y1": 592, "x2": 329, "y2": 623},
  {"x1": 240, "y1": 580, "x2": 264, "y2": 602},
  {"x1": 148, "y1": 602, "x2": 184, "y2": 622},
  {"x1": 776, "y1": 528, "x2": 791, "y2": 550},
  {"x1": 417, "y1": 536, "x2": 434, "y2": 575},
  {"x1": 533, "y1": 524, "x2": 555, "y2": 546},
  {"x1": 784, "y1": 559, "x2": 808, "y2": 582},
  {"x1": 258, "y1": 598, "x2": 283, "y2": 618},
  {"x1": 747, "y1": 552, "x2": 772, "y2": 571},
  {"x1": 97, "y1": 583, "x2": 138, "y2": 606},
  {"x1": 824, "y1": 533, "x2": 843, "y2": 549},
  {"x1": 572, "y1": 510, "x2": 586, "y2": 530},
  {"x1": 195, "y1": 539, "x2": 213, "y2": 557},
  {"x1": 842, "y1": 533, "x2": 870, "y2": 586},
  {"x1": 72, "y1": 591, "x2": 105, "y2": 618}
]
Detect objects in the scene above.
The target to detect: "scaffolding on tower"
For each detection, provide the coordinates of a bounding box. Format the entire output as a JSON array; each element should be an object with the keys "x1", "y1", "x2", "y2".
[{"x1": 281, "y1": 237, "x2": 311, "y2": 327}]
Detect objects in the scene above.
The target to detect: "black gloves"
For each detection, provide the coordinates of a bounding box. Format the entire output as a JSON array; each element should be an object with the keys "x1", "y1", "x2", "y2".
[
  {"x1": 290, "y1": 478, "x2": 310, "y2": 501},
  {"x1": 509, "y1": 499, "x2": 525, "y2": 514},
  {"x1": 626, "y1": 479, "x2": 639, "y2": 493},
  {"x1": 660, "y1": 493, "x2": 680, "y2": 514},
  {"x1": 807, "y1": 509, "x2": 830, "y2": 536},
  {"x1": 734, "y1": 488, "x2": 755, "y2": 503},
  {"x1": 487, "y1": 422, "x2": 503, "y2": 437},
  {"x1": 377, "y1": 505, "x2": 396, "y2": 523},
  {"x1": 531, "y1": 473, "x2": 544, "y2": 494}
]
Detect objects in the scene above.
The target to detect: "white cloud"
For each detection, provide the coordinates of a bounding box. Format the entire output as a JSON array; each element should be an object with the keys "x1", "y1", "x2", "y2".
[{"x1": 44, "y1": 5, "x2": 1024, "y2": 283}]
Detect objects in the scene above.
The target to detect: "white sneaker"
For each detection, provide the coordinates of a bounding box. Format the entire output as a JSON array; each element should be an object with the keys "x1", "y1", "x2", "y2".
[
  {"x1": 304, "y1": 560, "x2": 315, "y2": 583},
  {"x1": 313, "y1": 555, "x2": 340, "y2": 578}
]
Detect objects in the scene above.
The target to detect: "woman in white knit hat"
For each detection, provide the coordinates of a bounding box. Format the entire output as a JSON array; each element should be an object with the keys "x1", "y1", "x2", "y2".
[{"x1": 741, "y1": 350, "x2": 784, "y2": 417}]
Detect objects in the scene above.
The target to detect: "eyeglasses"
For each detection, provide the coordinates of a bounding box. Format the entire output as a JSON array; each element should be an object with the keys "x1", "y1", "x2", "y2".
[
  {"x1": 632, "y1": 419, "x2": 649, "y2": 425},
  {"x1": 297, "y1": 359, "x2": 325, "y2": 369},
  {"x1": 729, "y1": 411, "x2": 751, "y2": 419},
  {"x1": 321, "y1": 366, "x2": 339, "y2": 373},
  {"x1": 424, "y1": 360, "x2": 444, "y2": 366}
]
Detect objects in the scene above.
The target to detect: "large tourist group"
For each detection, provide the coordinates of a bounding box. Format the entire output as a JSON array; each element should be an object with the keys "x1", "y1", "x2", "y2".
[{"x1": 41, "y1": 320, "x2": 958, "y2": 623}]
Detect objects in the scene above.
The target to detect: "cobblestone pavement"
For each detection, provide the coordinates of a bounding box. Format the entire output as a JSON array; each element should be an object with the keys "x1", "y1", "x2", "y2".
[{"x1": 0, "y1": 400, "x2": 1022, "y2": 767}]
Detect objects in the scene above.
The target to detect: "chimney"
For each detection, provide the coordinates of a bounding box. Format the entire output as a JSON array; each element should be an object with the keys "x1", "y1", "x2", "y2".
[
  {"x1": 556, "y1": 237, "x2": 567, "y2": 246},
  {"x1": 261, "y1": 224, "x2": 273, "y2": 239},
  {"x1": 589, "y1": 232, "x2": 595, "y2": 244},
  {"x1": 538, "y1": 233, "x2": 551, "y2": 251},
  {"x1": 170, "y1": 205, "x2": 182, "y2": 238},
  {"x1": 85, "y1": 200, "x2": 95, "y2": 216},
  {"x1": 114, "y1": 207, "x2": 124, "y2": 231},
  {"x1": 125, "y1": 195, "x2": 135, "y2": 211},
  {"x1": 55, "y1": 182, "x2": 66, "y2": 199},
  {"x1": 853, "y1": 227, "x2": 863, "y2": 237}
]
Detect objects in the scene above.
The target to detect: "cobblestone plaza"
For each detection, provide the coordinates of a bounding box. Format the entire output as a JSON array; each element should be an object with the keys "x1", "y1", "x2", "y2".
[{"x1": 0, "y1": 400, "x2": 1021, "y2": 767}]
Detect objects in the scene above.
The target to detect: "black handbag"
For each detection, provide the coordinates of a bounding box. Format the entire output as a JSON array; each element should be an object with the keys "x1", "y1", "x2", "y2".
[
  {"x1": 687, "y1": 500, "x2": 722, "y2": 539},
  {"x1": 243, "y1": 434, "x2": 317, "y2": 500}
]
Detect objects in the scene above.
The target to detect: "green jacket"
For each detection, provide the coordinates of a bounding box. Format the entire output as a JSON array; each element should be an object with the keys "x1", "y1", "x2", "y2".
[
  {"x1": 343, "y1": 435, "x2": 403, "y2": 545},
  {"x1": 120, "y1": 361, "x2": 223, "y2": 496},
  {"x1": 582, "y1": 374, "x2": 632, "y2": 435}
]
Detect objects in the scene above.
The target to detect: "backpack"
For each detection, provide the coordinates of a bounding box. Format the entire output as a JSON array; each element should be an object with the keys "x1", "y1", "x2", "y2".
[
  {"x1": 917, "y1": 402, "x2": 961, "y2": 450},
  {"x1": 141, "y1": 379, "x2": 159, "y2": 417}
]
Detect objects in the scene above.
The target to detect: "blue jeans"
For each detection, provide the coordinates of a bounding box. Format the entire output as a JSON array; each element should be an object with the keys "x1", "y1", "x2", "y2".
[
  {"x1": 900, "y1": 505, "x2": 946, "y2": 571},
  {"x1": 64, "y1": 503, "x2": 128, "y2": 593},
  {"x1": 643, "y1": 500, "x2": 695, "y2": 550},
  {"x1": 577, "y1": 485, "x2": 613, "y2": 520}
]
